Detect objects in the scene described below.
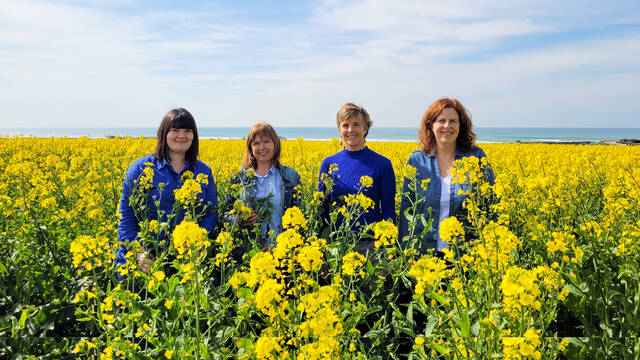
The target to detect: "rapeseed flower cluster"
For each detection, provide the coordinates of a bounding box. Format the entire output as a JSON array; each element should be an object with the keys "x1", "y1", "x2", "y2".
[
  {"x1": 172, "y1": 221, "x2": 210, "y2": 260},
  {"x1": 70, "y1": 235, "x2": 115, "y2": 274},
  {"x1": 372, "y1": 220, "x2": 398, "y2": 248},
  {"x1": 174, "y1": 171, "x2": 205, "y2": 208},
  {"x1": 409, "y1": 255, "x2": 451, "y2": 295},
  {"x1": 341, "y1": 251, "x2": 366, "y2": 278}
]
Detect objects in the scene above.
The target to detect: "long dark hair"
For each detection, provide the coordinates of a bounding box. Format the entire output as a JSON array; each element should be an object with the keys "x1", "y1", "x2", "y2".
[{"x1": 153, "y1": 108, "x2": 199, "y2": 165}]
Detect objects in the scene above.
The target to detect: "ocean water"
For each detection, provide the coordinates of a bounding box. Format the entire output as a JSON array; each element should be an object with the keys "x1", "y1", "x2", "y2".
[{"x1": 2, "y1": 127, "x2": 640, "y2": 143}]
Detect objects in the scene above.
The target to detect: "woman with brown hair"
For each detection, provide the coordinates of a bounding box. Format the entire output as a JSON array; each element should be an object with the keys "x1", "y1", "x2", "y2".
[
  {"x1": 226, "y1": 123, "x2": 301, "y2": 245},
  {"x1": 398, "y1": 98, "x2": 494, "y2": 254}
]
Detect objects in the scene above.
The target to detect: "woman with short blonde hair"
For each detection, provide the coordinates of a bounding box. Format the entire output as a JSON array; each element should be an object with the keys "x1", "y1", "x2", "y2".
[{"x1": 318, "y1": 103, "x2": 396, "y2": 253}]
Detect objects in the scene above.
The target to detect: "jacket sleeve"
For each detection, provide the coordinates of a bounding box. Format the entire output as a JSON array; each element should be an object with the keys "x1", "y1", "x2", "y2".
[
  {"x1": 199, "y1": 169, "x2": 218, "y2": 236},
  {"x1": 380, "y1": 158, "x2": 396, "y2": 222},
  {"x1": 116, "y1": 161, "x2": 142, "y2": 266},
  {"x1": 317, "y1": 159, "x2": 331, "y2": 229},
  {"x1": 398, "y1": 156, "x2": 414, "y2": 240},
  {"x1": 477, "y1": 148, "x2": 495, "y2": 186},
  {"x1": 117, "y1": 161, "x2": 142, "y2": 242}
]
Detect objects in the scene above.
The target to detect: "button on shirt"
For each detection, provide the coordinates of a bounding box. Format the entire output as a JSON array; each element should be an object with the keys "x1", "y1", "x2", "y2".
[{"x1": 255, "y1": 166, "x2": 283, "y2": 241}]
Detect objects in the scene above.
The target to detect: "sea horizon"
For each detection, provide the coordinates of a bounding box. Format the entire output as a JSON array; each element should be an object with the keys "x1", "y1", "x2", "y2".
[{"x1": 2, "y1": 126, "x2": 640, "y2": 143}]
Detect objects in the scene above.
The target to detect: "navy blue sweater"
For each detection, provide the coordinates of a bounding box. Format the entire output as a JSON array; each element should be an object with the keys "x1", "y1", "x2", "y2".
[{"x1": 318, "y1": 147, "x2": 396, "y2": 228}]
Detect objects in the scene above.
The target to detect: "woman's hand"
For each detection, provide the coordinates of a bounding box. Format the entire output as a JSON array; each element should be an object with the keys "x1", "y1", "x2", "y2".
[
  {"x1": 135, "y1": 250, "x2": 155, "y2": 274},
  {"x1": 242, "y1": 210, "x2": 258, "y2": 227}
]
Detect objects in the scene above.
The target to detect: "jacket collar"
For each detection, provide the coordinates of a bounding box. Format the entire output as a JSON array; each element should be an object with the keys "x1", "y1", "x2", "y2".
[{"x1": 156, "y1": 157, "x2": 193, "y2": 172}]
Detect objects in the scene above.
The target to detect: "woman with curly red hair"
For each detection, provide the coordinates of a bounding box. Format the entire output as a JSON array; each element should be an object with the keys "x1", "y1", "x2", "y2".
[{"x1": 399, "y1": 98, "x2": 494, "y2": 254}]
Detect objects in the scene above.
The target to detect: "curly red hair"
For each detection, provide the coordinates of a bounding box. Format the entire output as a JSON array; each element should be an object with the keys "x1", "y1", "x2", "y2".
[{"x1": 418, "y1": 98, "x2": 477, "y2": 154}]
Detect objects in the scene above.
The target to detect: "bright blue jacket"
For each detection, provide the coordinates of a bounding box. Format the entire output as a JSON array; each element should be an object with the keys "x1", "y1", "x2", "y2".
[{"x1": 398, "y1": 147, "x2": 494, "y2": 252}]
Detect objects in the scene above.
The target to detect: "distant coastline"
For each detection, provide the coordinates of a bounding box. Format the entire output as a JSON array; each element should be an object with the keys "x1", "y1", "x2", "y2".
[{"x1": 2, "y1": 127, "x2": 640, "y2": 144}]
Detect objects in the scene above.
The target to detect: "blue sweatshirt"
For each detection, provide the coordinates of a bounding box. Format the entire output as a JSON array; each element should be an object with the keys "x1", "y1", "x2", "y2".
[{"x1": 318, "y1": 147, "x2": 396, "y2": 228}]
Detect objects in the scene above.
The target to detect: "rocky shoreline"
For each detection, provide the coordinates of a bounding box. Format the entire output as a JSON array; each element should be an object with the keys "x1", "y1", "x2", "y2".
[{"x1": 515, "y1": 138, "x2": 640, "y2": 145}]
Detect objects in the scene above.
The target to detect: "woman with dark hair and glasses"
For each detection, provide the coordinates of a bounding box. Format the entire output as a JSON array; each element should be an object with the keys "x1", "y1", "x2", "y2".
[{"x1": 116, "y1": 108, "x2": 218, "y2": 273}]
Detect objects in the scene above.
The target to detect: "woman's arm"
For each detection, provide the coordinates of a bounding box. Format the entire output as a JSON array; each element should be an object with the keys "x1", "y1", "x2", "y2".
[
  {"x1": 117, "y1": 162, "x2": 142, "y2": 242},
  {"x1": 379, "y1": 159, "x2": 397, "y2": 222},
  {"x1": 199, "y1": 169, "x2": 218, "y2": 235},
  {"x1": 398, "y1": 158, "x2": 414, "y2": 240},
  {"x1": 116, "y1": 161, "x2": 143, "y2": 267}
]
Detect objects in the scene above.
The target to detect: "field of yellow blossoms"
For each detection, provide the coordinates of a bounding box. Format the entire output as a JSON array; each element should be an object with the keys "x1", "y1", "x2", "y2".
[{"x1": 1, "y1": 136, "x2": 639, "y2": 359}]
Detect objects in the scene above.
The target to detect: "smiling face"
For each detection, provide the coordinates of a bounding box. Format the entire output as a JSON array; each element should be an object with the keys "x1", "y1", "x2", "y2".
[
  {"x1": 432, "y1": 107, "x2": 460, "y2": 148},
  {"x1": 251, "y1": 134, "x2": 275, "y2": 166},
  {"x1": 339, "y1": 115, "x2": 367, "y2": 151},
  {"x1": 166, "y1": 128, "x2": 194, "y2": 156}
]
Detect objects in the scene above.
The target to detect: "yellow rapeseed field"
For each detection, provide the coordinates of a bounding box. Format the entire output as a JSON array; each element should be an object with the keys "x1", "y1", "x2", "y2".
[{"x1": 1, "y1": 136, "x2": 639, "y2": 359}]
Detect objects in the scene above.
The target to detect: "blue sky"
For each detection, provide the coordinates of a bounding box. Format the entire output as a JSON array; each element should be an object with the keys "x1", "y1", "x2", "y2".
[{"x1": 1, "y1": 0, "x2": 639, "y2": 128}]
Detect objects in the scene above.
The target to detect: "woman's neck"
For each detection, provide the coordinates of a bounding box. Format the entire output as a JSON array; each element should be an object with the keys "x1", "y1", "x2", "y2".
[
  {"x1": 344, "y1": 144, "x2": 365, "y2": 152},
  {"x1": 169, "y1": 152, "x2": 187, "y2": 173},
  {"x1": 436, "y1": 142, "x2": 456, "y2": 156},
  {"x1": 435, "y1": 143, "x2": 456, "y2": 178},
  {"x1": 255, "y1": 161, "x2": 272, "y2": 176}
]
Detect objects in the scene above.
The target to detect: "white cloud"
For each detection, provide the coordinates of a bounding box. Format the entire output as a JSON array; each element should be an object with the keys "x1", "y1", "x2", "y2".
[{"x1": 0, "y1": 0, "x2": 638, "y2": 129}]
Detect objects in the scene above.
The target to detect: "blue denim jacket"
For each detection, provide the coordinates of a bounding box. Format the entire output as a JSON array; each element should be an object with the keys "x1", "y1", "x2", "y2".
[
  {"x1": 398, "y1": 147, "x2": 495, "y2": 252},
  {"x1": 224, "y1": 165, "x2": 301, "y2": 239}
]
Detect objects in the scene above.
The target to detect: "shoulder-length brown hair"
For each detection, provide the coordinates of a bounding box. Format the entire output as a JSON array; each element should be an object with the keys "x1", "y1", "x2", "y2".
[
  {"x1": 153, "y1": 108, "x2": 199, "y2": 165},
  {"x1": 418, "y1": 98, "x2": 477, "y2": 154},
  {"x1": 241, "y1": 123, "x2": 281, "y2": 169}
]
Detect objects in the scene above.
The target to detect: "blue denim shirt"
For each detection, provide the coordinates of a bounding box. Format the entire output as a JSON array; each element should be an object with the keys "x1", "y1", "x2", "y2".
[
  {"x1": 116, "y1": 154, "x2": 218, "y2": 265},
  {"x1": 255, "y1": 166, "x2": 284, "y2": 239},
  {"x1": 398, "y1": 147, "x2": 494, "y2": 252}
]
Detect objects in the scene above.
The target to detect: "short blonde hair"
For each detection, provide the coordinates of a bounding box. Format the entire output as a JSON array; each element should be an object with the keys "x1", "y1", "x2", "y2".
[{"x1": 336, "y1": 103, "x2": 373, "y2": 138}]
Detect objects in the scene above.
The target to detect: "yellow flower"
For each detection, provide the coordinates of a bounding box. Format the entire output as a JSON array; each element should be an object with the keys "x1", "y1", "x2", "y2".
[
  {"x1": 415, "y1": 337, "x2": 425, "y2": 345},
  {"x1": 148, "y1": 220, "x2": 159, "y2": 233},
  {"x1": 164, "y1": 349, "x2": 174, "y2": 359},
  {"x1": 421, "y1": 178, "x2": 431, "y2": 191},
  {"x1": 172, "y1": 221, "x2": 210, "y2": 259},
  {"x1": 404, "y1": 164, "x2": 417, "y2": 179},
  {"x1": 72, "y1": 289, "x2": 96, "y2": 303},
  {"x1": 153, "y1": 271, "x2": 165, "y2": 281},
  {"x1": 409, "y1": 256, "x2": 449, "y2": 294},
  {"x1": 373, "y1": 220, "x2": 398, "y2": 248},
  {"x1": 282, "y1": 206, "x2": 308, "y2": 230},
  {"x1": 439, "y1": 217, "x2": 464, "y2": 244},
  {"x1": 164, "y1": 300, "x2": 174, "y2": 309},
  {"x1": 342, "y1": 252, "x2": 366, "y2": 277},
  {"x1": 73, "y1": 339, "x2": 96, "y2": 353},
  {"x1": 297, "y1": 245, "x2": 324, "y2": 272},
  {"x1": 174, "y1": 176, "x2": 203, "y2": 207},
  {"x1": 344, "y1": 193, "x2": 374, "y2": 211},
  {"x1": 359, "y1": 175, "x2": 373, "y2": 188}
]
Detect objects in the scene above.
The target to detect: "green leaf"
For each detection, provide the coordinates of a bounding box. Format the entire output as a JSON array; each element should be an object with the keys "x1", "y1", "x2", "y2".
[
  {"x1": 459, "y1": 309, "x2": 471, "y2": 337},
  {"x1": 406, "y1": 303, "x2": 414, "y2": 327},
  {"x1": 18, "y1": 309, "x2": 28, "y2": 329},
  {"x1": 424, "y1": 316, "x2": 437, "y2": 337}
]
